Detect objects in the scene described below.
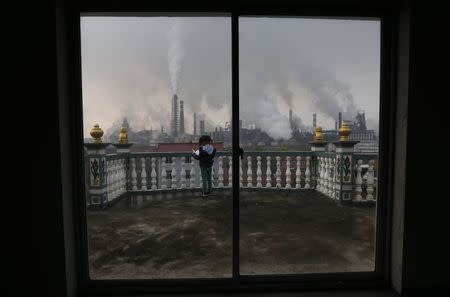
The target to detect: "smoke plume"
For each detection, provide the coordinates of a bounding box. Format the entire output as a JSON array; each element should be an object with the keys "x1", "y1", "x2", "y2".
[{"x1": 167, "y1": 19, "x2": 184, "y2": 93}]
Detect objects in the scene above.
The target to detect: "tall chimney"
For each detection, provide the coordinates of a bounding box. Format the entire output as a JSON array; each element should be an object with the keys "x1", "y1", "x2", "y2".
[
  {"x1": 338, "y1": 112, "x2": 342, "y2": 129},
  {"x1": 179, "y1": 100, "x2": 185, "y2": 134},
  {"x1": 289, "y1": 109, "x2": 293, "y2": 129},
  {"x1": 171, "y1": 94, "x2": 179, "y2": 137},
  {"x1": 193, "y1": 113, "x2": 197, "y2": 136},
  {"x1": 335, "y1": 121, "x2": 338, "y2": 131},
  {"x1": 313, "y1": 113, "x2": 317, "y2": 129},
  {"x1": 200, "y1": 120, "x2": 205, "y2": 135}
]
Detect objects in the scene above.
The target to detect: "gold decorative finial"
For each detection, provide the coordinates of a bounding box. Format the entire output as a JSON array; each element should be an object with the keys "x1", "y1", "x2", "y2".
[
  {"x1": 90, "y1": 124, "x2": 104, "y2": 143},
  {"x1": 314, "y1": 127, "x2": 324, "y2": 142},
  {"x1": 118, "y1": 127, "x2": 128, "y2": 144},
  {"x1": 339, "y1": 122, "x2": 351, "y2": 141}
]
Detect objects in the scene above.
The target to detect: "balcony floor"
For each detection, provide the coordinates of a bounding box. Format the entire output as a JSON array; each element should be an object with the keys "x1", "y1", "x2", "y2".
[{"x1": 87, "y1": 189, "x2": 375, "y2": 279}]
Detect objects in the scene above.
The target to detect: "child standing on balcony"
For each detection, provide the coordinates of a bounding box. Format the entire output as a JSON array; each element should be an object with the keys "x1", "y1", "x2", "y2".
[{"x1": 192, "y1": 135, "x2": 216, "y2": 196}]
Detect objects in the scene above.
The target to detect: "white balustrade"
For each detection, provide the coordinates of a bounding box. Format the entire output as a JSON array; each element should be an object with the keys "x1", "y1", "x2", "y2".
[
  {"x1": 285, "y1": 156, "x2": 291, "y2": 189},
  {"x1": 366, "y1": 160, "x2": 375, "y2": 200},
  {"x1": 151, "y1": 158, "x2": 157, "y2": 190},
  {"x1": 141, "y1": 157, "x2": 147, "y2": 190},
  {"x1": 180, "y1": 157, "x2": 187, "y2": 189},
  {"x1": 305, "y1": 156, "x2": 311, "y2": 189},
  {"x1": 276, "y1": 156, "x2": 281, "y2": 188},
  {"x1": 228, "y1": 156, "x2": 232, "y2": 187},
  {"x1": 266, "y1": 156, "x2": 272, "y2": 188},
  {"x1": 218, "y1": 156, "x2": 224, "y2": 188},
  {"x1": 295, "y1": 156, "x2": 301, "y2": 189},
  {"x1": 161, "y1": 157, "x2": 167, "y2": 189},
  {"x1": 131, "y1": 158, "x2": 137, "y2": 191},
  {"x1": 256, "y1": 156, "x2": 262, "y2": 188},
  {"x1": 247, "y1": 156, "x2": 253, "y2": 188},
  {"x1": 328, "y1": 158, "x2": 336, "y2": 199},
  {"x1": 190, "y1": 159, "x2": 196, "y2": 188},
  {"x1": 355, "y1": 160, "x2": 363, "y2": 201},
  {"x1": 239, "y1": 159, "x2": 243, "y2": 187}
]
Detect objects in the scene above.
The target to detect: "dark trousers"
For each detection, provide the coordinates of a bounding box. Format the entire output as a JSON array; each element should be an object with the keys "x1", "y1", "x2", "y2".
[{"x1": 200, "y1": 166, "x2": 212, "y2": 193}]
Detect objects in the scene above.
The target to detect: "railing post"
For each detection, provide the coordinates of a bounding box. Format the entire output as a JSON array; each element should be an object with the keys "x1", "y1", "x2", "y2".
[
  {"x1": 256, "y1": 156, "x2": 262, "y2": 188},
  {"x1": 276, "y1": 156, "x2": 281, "y2": 188},
  {"x1": 141, "y1": 157, "x2": 147, "y2": 190},
  {"x1": 131, "y1": 157, "x2": 137, "y2": 191},
  {"x1": 190, "y1": 158, "x2": 196, "y2": 188},
  {"x1": 305, "y1": 156, "x2": 311, "y2": 189},
  {"x1": 218, "y1": 156, "x2": 224, "y2": 188},
  {"x1": 333, "y1": 122, "x2": 358, "y2": 202},
  {"x1": 228, "y1": 156, "x2": 233, "y2": 188},
  {"x1": 247, "y1": 156, "x2": 253, "y2": 188},
  {"x1": 161, "y1": 157, "x2": 167, "y2": 189},
  {"x1": 295, "y1": 156, "x2": 301, "y2": 189},
  {"x1": 151, "y1": 157, "x2": 157, "y2": 190},
  {"x1": 285, "y1": 156, "x2": 292, "y2": 189},
  {"x1": 112, "y1": 142, "x2": 133, "y2": 193},
  {"x1": 366, "y1": 159, "x2": 375, "y2": 200},
  {"x1": 85, "y1": 143, "x2": 110, "y2": 207},
  {"x1": 239, "y1": 158, "x2": 243, "y2": 187},
  {"x1": 355, "y1": 159, "x2": 363, "y2": 201},
  {"x1": 266, "y1": 156, "x2": 272, "y2": 188},
  {"x1": 180, "y1": 157, "x2": 187, "y2": 189}
]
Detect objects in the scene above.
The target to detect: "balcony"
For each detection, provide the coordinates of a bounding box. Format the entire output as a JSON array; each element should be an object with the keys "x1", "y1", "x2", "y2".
[{"x1": 84, "y1": 128, "x2": 378, "y2": 278}]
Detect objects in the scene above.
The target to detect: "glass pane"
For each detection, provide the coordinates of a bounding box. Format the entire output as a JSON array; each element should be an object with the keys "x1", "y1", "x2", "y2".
[
  {"x1": 239, "y1": 17, "x2": 380, "y2": 275},
  {"x1": 81, "y1": 16, "x2": 232, "y2": 279}
]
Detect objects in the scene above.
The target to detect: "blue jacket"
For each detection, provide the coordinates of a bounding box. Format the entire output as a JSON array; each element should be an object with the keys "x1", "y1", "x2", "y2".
[{"x1": 192, "y1": 144, "x2": 216, "y2": 168}]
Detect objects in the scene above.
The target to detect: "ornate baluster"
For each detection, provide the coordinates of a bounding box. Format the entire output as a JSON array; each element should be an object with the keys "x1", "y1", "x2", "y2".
[
  {"x1": 256, "y1": 156, "x2": 262, "y2": 188},
  {"x1": 247, "y1": 156, "x2": 253, "y2": 188},
  {"x1": 325, "y1": 158, "x2": 330, "y2": 196},
  {"x1": 285, "y1": 156, "x2": 291, "y2": 189},
  {"x1": 266, "y1": 156, "x2": 272, "y2": 188},
  {"x1": 190, "y1": 158, "x2": 196, "y2": 188},
  {"x1": 228, "y1": 156, "x2": 232, "y2": 187},
  {"x1": 276, "y1": 156, "x2": 281, "y2": 188},
  {"x1": 366, "y1": 160, "x2": 375, "y2": 200},
  {"x1": 239, "y1": 159, "x2": 243, "y2": 187},
  {"x1": 106, "y1": 160, "x2": 112, "y2": 199},
  {"x1": 173, "y1": 157, "x2": 179, "y2": 189},
  {"x1": 295, "y1": 156, "x2": 301, "y2": 189},
  {"x1": 131, "y1": 158, "x2": 137, "y2": 190},
  {"x1": 180, "y1": 157, "x2": 186, "y2": 189},
  {"x1": 319, "y1": 157, "x2": 325, "y2": 192},
  {"x1": 140, "y1": 157, "x2": 147, "y2": 190},
  {"x1": 218, "y1": 156, "x2": 224, "y2": 187},
  {"x1": 150, "y1": 157, "x2": 157, "y2": 190},
  {"x1": 355, "y1": 159, "x2": 363, "y2": 201},
  {"x1": 305, "y1": 156, "x2": 311, "y2": 189},
  {"x1": 161, "y1": 157, "x2": 167, "y2": 189},
  {"x1": 329, "y1": 158, "x2": 335, "y2": 197},
  {"x1": 211, "y1": 163, "x2": 216, "y2": 188}
]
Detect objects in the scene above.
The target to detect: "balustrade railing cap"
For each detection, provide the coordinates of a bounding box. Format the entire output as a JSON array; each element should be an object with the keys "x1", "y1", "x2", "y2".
[
  {"x1": 309, "y1": 141, "x2": 328, "y2": 147},
  {"x1": 112, "y1": 143, "x2": 134, "y2": 149},
  {"x1": 332, "y1": 140, "x2": 359, "y2": 147},
  {"x1": 84, "y1": 143, "x2": 111, "y2": 150}
]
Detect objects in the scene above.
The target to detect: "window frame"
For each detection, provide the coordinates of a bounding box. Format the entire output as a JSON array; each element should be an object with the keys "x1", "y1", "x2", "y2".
[{"x1": 70, "y1": 2, "x2": 396, "y2": 295}]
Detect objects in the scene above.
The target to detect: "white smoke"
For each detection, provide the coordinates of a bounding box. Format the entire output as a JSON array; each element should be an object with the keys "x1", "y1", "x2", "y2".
[
  {"x1": 167, "y1": 19, "x2": 185, "y2": 93},
  {"x1": 241, "y1": 96, "x2": 291, "y2": 140}
]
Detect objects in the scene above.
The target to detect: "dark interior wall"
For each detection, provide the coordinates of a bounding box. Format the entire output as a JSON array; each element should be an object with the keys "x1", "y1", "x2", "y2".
[
  {"x1": 401, "y1": 1, "x2": 449, "y2": 293},
  {"x1": 8, "y1": 1, "x2": 448, "y2": 296},
  {"x1": 9, "y1": 1, "x2": 68, "y2": 297}
]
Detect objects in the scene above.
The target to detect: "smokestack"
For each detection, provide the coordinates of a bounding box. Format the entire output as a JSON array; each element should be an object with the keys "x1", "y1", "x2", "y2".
[
  {"x1": 335, "y1": 121, "x2": 338, "y2": 131},
  {"x1": 289, "y1": 109, "x2": 293, "y2": 129},
  {"x1": 200, "y1": 120, "x2": 205, "y2": 135},
  {"x1": 338, "y1": 112, "x2": 342, "y2": 129},
  {"x1": 193, "y1": 113, "x2": 197, "y2": 136},
  {"x1": 161, "y1": 125, "x2": 164, "y2": 133},
  {"x1": 179, "y1": 100, "x2": 185, "y2": 134},
  {"x1": 171, "y1": 94, "x2": 179, "y2": 137},
  {"x1": 313, "y1": 113, "x2": 317, "y2": 129}
]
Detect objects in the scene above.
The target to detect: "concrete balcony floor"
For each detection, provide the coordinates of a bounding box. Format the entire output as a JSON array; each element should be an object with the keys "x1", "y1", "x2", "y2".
[{"x1": 87, "y1": 189, "x2": 375, "y2": 279}]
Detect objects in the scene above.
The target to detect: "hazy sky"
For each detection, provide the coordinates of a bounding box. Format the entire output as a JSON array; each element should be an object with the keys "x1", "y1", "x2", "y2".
[{"x1": 81, "y1": 16, "x2": 380, "y2": 139}]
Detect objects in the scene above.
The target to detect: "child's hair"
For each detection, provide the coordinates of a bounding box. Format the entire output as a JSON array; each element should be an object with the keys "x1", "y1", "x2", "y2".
[{"x1": 198, "y1": 135, "x2": 212, "y2": 145}]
